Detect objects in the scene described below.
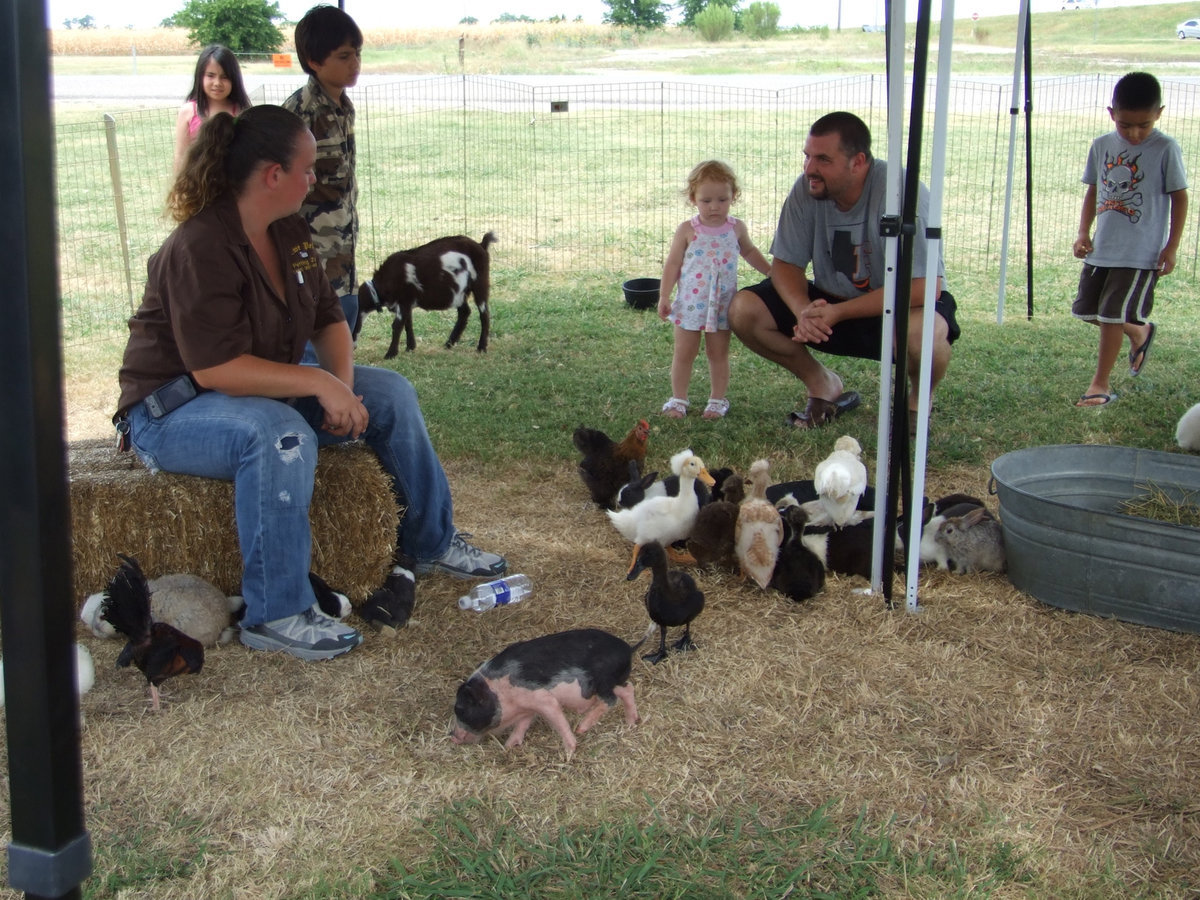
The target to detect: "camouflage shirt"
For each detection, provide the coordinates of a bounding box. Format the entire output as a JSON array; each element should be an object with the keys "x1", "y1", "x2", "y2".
[{"x1": 283, "y1": 76, "x2": 357, "y2": 298}]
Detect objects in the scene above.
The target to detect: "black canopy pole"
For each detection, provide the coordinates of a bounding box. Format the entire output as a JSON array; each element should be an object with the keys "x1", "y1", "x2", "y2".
[
  {"x1": 0, "y1": 0, "x2": 92, "y2": 897},
  {"x1": 1024, "y1": 3, "x2": 1035, "y2": 319},
  {"x1": 881, "y1": 0, "x2": 933, "y2": 601}
]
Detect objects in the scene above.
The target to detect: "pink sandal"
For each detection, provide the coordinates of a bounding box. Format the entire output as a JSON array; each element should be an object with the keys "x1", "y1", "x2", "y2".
[{"x1": 702, "y1": 398, "x2": 730, "y2": 419}]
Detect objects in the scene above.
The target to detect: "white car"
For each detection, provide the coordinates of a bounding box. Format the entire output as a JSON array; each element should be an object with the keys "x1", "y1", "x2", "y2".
[
  {"x1": 1179, "y1": 19, "x2": 1200, "y2": 39},
  {"x1": 1061, "y1": 0, "x2": 1094, "y2": 8}
]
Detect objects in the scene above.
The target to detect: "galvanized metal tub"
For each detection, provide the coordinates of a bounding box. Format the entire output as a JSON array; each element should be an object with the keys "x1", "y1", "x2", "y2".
[{"x1": 990, "y1": 444, "x2": 1200, "y2": 634}]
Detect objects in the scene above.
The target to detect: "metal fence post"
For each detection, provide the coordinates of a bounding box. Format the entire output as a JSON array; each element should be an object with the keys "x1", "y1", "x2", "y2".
[{"x1": 103, "y1": 113, "x2": 135, "y2": 312}]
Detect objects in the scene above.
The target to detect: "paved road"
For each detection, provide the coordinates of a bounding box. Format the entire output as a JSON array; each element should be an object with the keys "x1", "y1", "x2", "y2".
[{"x1": 50, "y1": 71, "x2": 882, "y2": 106}]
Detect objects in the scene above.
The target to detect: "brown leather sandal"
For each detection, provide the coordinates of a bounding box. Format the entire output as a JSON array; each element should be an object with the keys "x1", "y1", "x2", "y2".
[{"x1": 785, "y1": 391, "x2": 862, "y2": 429}]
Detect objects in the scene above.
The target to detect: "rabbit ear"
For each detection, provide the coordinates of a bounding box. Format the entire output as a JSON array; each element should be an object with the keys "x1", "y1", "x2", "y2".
[{"x1": 958, "y1": 506, "x2": 987, "y2": 528}]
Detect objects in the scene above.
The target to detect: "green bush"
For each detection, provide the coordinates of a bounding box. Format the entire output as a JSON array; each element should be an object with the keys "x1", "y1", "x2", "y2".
[
  {"x1": 677, "y1": 0, "x2": 737, "y2": 27},
  {"x1": 743, "y1": 2, "x2": 780, "y2": 38},
  {"x1": 694, "y1": 4, "x2": 735, "y2": 41}
]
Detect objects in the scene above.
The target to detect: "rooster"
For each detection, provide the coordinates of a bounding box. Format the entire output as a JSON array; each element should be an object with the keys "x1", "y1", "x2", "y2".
[
  {"x1": 735, "y1": 459, "x2": 783, "y2": 589},
  {"x1": 813, "y1": 435, "x2": 868, "y2": 528},
  {"x1": 100, "y1": 555, "x2": 204, "y2": 712},
  {"x1": 573, "y1": 418, "x2": 651, "y2": 509}
]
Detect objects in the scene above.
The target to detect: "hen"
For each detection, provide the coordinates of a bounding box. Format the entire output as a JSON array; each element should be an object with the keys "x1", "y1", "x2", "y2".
[
  {"x1": 100, "y1": 555, "x2": 204, "y2": 712},
  {"x1": 607, "y1": 454, "x2": 715, "y2": 572},
  {"x1": 627, "y1": 541, "x2": 705, "y2": 664},
  {"x1": 814, "y1": 435, "x2": 868, "y2": 527},
  {"x1": 735, "y1": 459, "x2": 784, "y2": 589},
  {"x1": 573, "y1": 419, "x2": 651, "y2": 509}
]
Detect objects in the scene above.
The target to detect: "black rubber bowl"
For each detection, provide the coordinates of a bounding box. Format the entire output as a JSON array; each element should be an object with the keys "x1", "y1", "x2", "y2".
[{"x1": 622, "y1": 277, "x2": 660, "y2": 310}]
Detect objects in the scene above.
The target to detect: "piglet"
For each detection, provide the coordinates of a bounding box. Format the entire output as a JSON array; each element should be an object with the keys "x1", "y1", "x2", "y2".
[{"x1": 449, "y1": 628, "x2": 640, "y2": 756}]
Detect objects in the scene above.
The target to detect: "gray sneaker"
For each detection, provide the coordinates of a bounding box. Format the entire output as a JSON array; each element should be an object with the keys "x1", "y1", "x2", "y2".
[
  {"x1": 415, "y1": 531, "x2": 507, "y2": 579},
  {"x1": 240, "y1": 606, "x2": 362, "y2": 661}
]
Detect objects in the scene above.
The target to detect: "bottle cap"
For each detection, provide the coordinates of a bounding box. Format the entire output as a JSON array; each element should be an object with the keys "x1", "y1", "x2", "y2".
[{"x1": 457, "y1": 595, "x2": 473, "y2": 610}]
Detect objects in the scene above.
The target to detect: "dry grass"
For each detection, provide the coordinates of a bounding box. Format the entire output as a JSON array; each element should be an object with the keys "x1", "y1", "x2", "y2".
[
  {"x1": 4, "y1": 393, "x2": 1200, "y2": 895},
  {"x1": 1120, "y1": 482, "x2": 1200, "y2": 529}
]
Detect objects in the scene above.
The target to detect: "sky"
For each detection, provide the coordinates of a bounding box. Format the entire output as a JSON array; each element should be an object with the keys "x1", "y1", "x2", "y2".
[{"x1": 46, "y1": 0, "x2": 1166, "y2": 32}]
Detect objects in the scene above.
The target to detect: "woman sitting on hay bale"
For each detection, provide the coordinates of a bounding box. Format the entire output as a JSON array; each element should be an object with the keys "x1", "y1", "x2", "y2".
[{"x1": 113, "y1": 104, "x2": 507, "y2": 661}]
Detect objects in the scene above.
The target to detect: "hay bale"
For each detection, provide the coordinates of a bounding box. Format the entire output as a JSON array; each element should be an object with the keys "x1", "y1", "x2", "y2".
[{"x1": 69, "y1": 439, "x2": 398, "y2": 604}]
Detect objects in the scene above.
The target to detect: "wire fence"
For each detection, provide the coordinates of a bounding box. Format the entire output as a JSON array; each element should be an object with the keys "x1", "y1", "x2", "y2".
[{"x1": 54, "y1": 73, "x2": 1200, "y2": 343}]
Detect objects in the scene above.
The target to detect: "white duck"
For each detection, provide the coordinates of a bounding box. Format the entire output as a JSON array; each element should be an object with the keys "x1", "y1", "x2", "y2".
[
  {"x1": 813, "y1": 435, "x2": 868, "y2": 527},
  {"x1": 607, "y1": 454, "x2": 715, "y2": 571},
  {"x1": 735, "y1": 459, "x2": 784, "y2": 589}
]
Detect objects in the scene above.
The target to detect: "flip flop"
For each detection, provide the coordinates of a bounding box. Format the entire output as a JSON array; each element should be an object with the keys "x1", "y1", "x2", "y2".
[
  {"x1": 1129, "y1": 322, "x2": 1156, "y2": 376},
  {"x1": 786, "y1": 391, "x2": 862, "y2": 429},
  {"x1": 1075, "y1": 392, "x2": 1117, "y2": 408}
]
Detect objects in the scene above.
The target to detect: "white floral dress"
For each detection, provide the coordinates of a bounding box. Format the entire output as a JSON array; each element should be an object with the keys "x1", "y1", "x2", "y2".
[{"x1": 669, "y1": 215, "x2": 742, "y2": 332}]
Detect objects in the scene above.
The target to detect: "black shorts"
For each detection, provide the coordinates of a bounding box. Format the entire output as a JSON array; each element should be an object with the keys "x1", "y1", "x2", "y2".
[
  {"x1": 1071, "y1": 264, "x2": 1155, "y2": 325},
  {"x1": 742, "y1": 278, "x2": 961, "y2": 361}
]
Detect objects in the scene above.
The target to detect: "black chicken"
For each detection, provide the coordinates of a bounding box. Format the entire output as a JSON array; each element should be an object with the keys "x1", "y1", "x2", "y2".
[
  {"x1": 101, "y1": 554, "x2": 204, "y2": 711},
  {"x1": 627, "y1": 541, "x2": 705, "y2": 665},
  {"x1": 573, "y1": 419, "x2": 650, "y2": 509}
]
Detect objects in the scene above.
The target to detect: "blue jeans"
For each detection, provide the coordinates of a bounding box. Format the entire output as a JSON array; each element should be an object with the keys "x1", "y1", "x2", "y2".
[{"x1": 126, "y1": 365, "x2": 453, "y2": 625}]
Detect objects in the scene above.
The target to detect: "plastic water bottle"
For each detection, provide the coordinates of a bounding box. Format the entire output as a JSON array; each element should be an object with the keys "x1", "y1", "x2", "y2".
[{"x1": 458, "y1": 574, "x2": 532, "y2": 612}]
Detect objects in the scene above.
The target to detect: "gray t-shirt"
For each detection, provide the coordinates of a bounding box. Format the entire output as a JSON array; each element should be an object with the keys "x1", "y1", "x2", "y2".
[
  {"x1": 1083, "y1": 128, "x2": 1187, "y2": 270},
  {"x1": 771, "y1": 159, "x2": 945, "y2": 298}
]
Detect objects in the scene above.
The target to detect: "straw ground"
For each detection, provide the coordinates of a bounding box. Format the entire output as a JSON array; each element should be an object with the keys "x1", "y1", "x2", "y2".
[{"x1": 15, "y1": 456, "x2": 1200, "y2": 897}]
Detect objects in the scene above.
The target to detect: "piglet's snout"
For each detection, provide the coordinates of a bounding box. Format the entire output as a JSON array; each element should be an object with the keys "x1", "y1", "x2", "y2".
[{"x1": 448, "y1": 715, "x2": 481, "y2": 744}]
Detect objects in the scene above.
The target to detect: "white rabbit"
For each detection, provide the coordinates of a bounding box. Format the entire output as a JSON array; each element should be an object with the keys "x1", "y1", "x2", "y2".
[{"x1": 1176, "y1": 403, "x2": 1200, "y2": 452}]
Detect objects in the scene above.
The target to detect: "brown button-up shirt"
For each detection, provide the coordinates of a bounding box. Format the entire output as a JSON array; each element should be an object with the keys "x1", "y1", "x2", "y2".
[{"x1": 116, "y1": 197, "x2": 344, "y2": 418}]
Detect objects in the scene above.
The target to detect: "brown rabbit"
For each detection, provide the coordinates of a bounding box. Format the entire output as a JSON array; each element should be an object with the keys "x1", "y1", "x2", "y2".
[{"x1": 931, "y1": 506, "x2": 1006, "y2": 575}]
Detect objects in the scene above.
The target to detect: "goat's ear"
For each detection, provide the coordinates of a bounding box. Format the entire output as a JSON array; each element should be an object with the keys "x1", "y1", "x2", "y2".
[{"x1": 357, "y1": 282, "x2": 377, "y2": 312}]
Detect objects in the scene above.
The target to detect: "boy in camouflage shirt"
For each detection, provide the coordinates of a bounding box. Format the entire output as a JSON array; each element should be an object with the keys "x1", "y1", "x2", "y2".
[{"x1": 284, "y1": 5, "x2": 362, "y2": 333}]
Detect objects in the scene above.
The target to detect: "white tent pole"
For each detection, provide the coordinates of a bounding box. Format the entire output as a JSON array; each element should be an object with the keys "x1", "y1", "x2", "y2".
[
  {"x1": 997, "y1": 0, "x2": 1030, "y2": 324},
  {"x1": 906, "y1": 0, "x2": 955, "y2": 613},
  {"x1": 869, "y1": 0, "x2": 907, "y2": 593}
]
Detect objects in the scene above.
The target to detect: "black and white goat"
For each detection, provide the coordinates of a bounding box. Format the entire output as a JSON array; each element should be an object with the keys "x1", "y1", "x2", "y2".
[{"x1": 357, "y1": 231, "x2": 497, "y2": 357}]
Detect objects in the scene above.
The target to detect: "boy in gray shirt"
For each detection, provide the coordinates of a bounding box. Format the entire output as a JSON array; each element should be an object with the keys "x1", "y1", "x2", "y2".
[{"x1": 1072, "y1": 71, "x2": 1188, "y2": 407}]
